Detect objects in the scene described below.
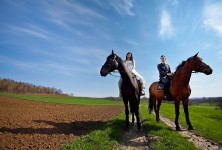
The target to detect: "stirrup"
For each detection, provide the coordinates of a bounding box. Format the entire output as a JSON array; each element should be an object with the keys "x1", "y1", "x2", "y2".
[
  {"x1": 141, "y1": 90, "x2": 145, "y2": 96},
  {"x1": 164, "y1": 94, "x2": 171, "y2": 101}
]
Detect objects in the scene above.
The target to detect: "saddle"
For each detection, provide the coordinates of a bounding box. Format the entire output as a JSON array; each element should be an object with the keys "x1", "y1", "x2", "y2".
[
  {"x1": 157, "y1": 80, "x2": 172, "y2": 90},
  {"x1": 157, "y1": 82, "x2": 164, "y2": 90},
  {"x1": 131, "y1": 73, "x2": 143, "y2": 94}
]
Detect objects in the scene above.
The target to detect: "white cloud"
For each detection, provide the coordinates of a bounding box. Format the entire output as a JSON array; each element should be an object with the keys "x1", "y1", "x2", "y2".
[
  {"x1": 110, "y1": 0, "x2": 135, "y2": 16},
  {"x1": 203, "y1": 2, "x2": 222, "y2": 37},
  {"x1": 168, "y1": 0, "x2": 179, "y2": 6},
  {"x1": 159, "y1": 10, "x2": 175, "y2": 39},
  {"x1": 0, "y1": 55, "x2": 94, "y2": 76},
  {"x1": 44, "y1": 1, "x2": 107, "y2": 31},
  {"x1": 218, "y1": 50, "x2": 222, "y2": 61},
  {"x1": 125, "y1": 39, "x2": 138, "y2": 46},
  {"x1": 10, "y1": 25, "x2": 51, "y2": 40},
  {"x1": 64, "y1": 1, "x2": 107, "y2": 20}
]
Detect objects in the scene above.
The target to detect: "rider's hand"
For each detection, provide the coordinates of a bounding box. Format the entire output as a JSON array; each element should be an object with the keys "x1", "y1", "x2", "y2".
[
  {"x1": 167, "y1": 73, "x2": 173, "y2": 76},
  {"x1": 130, "y1": 72, "x2": 134, "y2": 77}
]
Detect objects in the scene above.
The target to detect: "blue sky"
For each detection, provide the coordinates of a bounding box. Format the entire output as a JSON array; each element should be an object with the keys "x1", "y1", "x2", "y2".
[{"x1": 0, "y1": 0, "x2": 221, "y2": 97}]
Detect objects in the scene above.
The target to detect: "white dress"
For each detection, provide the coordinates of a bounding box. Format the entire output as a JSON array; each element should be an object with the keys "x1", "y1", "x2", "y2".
[
  {"x1": 118, "y1": 60, "x2": 146, "y2": 93},
  {"x1": 124, "y1": 60, "x2": 146, "y2": 88}
]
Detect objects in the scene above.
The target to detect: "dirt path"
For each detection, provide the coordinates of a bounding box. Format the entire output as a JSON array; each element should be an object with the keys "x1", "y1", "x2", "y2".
[
  {"x1": 160, "y1": 115, "x2": 221, "y2": 150},
  {"x1": 116, "y1": 115, "x2": 150, "y2": 150},
  {"x1": 0, "y1": 96, "x2": 124, "y2": 150}
]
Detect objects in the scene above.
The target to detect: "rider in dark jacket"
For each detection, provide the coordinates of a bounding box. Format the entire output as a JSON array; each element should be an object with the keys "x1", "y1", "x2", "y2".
[{"x1": 157, "y1": 55, "x2": 173, "y2": 99}]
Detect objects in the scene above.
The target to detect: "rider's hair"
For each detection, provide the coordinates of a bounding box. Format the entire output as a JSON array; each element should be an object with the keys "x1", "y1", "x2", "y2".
[{"x1": 126, "y1": 52, "x2": 134, "y2": 61}]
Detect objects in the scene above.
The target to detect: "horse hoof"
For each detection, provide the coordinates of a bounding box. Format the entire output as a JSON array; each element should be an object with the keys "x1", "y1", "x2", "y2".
[
  {"x1": 138, "y1": 125, "x2": 141, "y2": 130},
  {"x1": 176, "y1": 127, "x2": 181, "y2": 131},
  {"x1": 125, "y1": 124, "x2": 129, "y2": 130},
  {"x1": 188, "y1": 126, "x2": 194, "y2": 130},
  {"x1": 137, "y1": 128, "x2": 142, "y2": 133},
  {"x1": 125, "y1": 127, "x2": 129, "y2": 131}
]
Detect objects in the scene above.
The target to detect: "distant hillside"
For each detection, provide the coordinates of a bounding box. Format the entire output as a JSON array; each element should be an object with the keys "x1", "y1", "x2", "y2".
[{"x1": 0, "y1": 78, "x2": 63, "y2": 95}]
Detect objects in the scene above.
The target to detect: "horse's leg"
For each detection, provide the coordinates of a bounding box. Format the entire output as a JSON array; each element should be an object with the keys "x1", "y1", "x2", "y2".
[
  {"x1": 124, "y1": 100, "x2": 130, "y2": 129},
  {"x1": 131, "y1": 110, "x2": 135, "y2": 125},
  {"x1": 135, "y1": 105, "x2": 141, "y2": 130},
  {"x1": 153, "y1": 100, "x2": 159, "y2": 122},
  {"x1": 182, "y1": 99, "x2": 193, "y2": 130},
  {"x1": 156, "y1": 100, "x2": 162, "y2": 122},
  {"x1": 148, "y1": 95, "x2": 154, "y2": 114},
  {"x1": 174, "y1": 101, "x2": 181, "y2": 131}
]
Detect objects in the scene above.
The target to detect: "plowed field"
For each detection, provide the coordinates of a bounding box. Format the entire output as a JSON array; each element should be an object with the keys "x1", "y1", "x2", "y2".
[{"x1": 0, "y1": 96, "x2": 123, "y2": 149}]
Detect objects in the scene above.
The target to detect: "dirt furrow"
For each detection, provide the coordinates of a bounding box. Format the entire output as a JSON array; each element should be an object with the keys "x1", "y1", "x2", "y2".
[
  {"x1": 160, "y1": 115, "x2": 221, "y2": 150},
  {"x1": 0, "y1": 96, "x2": 124, "y2": 150}
]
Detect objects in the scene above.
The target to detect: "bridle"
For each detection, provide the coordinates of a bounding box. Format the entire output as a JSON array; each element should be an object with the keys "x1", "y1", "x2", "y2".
[
  {"x1": 104, "y1": 56, "x2": 129, "y2": 78},
  {"x1": 173, "y1": 71, "x2": 198, "y2": 76},
  {"x1": 173, "y1": 57, "x2": 205, "y2": 76},
  {"x1": 109, "y1": 71, "x2": 121, "y2": 77}
]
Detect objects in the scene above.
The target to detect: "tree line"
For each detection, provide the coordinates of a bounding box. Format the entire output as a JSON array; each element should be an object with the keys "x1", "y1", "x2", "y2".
[
  {"x1": 189, "y1": 97, "x2": 222, "y2": 109},
  {"x1": 163, "y1": 97, "x2": 222, "y2": 109},
  {"x1": 0, "y1": 78, "x2": 63, "y2": 94}
]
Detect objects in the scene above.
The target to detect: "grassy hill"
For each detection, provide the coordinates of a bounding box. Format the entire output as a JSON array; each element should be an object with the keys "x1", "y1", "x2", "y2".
[{"x1": 0, "y1": 92, "x2": 122, "y2": 106}]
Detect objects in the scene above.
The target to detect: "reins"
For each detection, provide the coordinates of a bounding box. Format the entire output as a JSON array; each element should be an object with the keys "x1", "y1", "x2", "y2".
[
  {"x1": 109, "y1": 70, "x2": 129, "y2": 78},
  {"x1": 109, "y1": 71, "x2": 121, "y2": 77},
  {"x1": 173, "y1": 71, "x2": 198, "y2": 76}
]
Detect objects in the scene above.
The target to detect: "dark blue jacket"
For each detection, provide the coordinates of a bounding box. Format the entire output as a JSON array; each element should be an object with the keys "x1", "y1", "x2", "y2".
[{"x1": 157, "y1": 63, "x2": 171, "y2": 79}]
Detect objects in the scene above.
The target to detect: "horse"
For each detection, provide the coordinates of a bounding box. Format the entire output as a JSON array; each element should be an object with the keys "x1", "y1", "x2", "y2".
[
  {"x1": 100, "y1": 50, "x2": 141, "y2": 130},
  {"x1": 149, "y1": 53, "x2": 213, "y2": 130}
]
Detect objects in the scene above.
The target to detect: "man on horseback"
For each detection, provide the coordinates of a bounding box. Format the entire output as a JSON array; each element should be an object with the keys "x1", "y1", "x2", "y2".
[{"x1": 157, "y1": 55, "x2": 173, "y2": 100}]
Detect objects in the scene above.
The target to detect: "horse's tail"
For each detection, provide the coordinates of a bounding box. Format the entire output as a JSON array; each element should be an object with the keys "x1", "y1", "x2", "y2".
[
  {"x1": 149, "y1": 93, "x2": 153, "y2": 114},
  {"x1": 148, "y1": 85, "x2": 154, "y2": 114}
]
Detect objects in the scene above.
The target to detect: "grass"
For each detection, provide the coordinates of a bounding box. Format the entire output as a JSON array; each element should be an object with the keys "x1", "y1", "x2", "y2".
[
  {"x1": 0, "y1": 92, "x2": 122, "y2": 106},
  {"x1": 159, "y1": 103, "x2": 222, "y2": 145},
  {"x1": 140, "y1": 102, "x2": 198, "y2": 150},
  {"x1": 62, "y1": 113, "x2": 126, "y2": 150}
]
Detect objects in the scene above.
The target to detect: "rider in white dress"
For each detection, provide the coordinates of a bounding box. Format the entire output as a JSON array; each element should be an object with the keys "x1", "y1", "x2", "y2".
[{"x1": 119, "y1": 52, "x2": 146, "y2": 96}]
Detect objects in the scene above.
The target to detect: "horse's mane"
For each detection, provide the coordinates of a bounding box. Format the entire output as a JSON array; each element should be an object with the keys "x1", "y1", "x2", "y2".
[
  {"x1": 174, "y1": 56, "x2": 202, "y2": 74},
  {"x1": 175, "y1": 60, "x2": 186, "y2": 74},
  {"x1": 114, "y1": 54, "x2": 123, "y2": 62}
]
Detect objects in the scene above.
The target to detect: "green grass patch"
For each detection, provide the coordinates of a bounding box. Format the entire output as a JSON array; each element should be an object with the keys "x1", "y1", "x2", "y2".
[
  {"x1": 62, "y1": 113, "x2": 125, "y2": 150},
  {"x1": 159, "y1": 103, "x2": 222, "y2": 145},
  {"x1": 0, "y1": 92, "x2": 122, "y2": 106},
  {"x1": 140, "y1": 102, "x2": 198, "y2": 150},
  {"x1": 63, "y1": 102, "x2": 199, "y2": 150}
]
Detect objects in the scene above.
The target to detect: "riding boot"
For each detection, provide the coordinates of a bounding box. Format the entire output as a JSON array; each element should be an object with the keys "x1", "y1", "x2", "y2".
[
  {"x1": 141, "y1": 90, "x2": 145, "y2": 96},
  {"x1": 140, "y1": 83, "x2": 145, "y2": 96},
  {"x1": 164, "y1": 88, "x2": 171, "y2": 101}
]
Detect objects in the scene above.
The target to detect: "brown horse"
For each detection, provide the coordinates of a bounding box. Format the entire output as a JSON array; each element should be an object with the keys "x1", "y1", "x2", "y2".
[
  {"x1": 100, "y1": 50, "x2": 141, "y2": 130},
  {"x1": 149, "y1": 53, "x2": 213, "y2": 130}
]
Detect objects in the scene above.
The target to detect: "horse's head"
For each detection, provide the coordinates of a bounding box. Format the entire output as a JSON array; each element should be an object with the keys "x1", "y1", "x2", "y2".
[
  {"x1": 100, "y1": 50, "x2": 119, "y2": 77},
  {"x1": 188, "y1": 52, "x2": 213, "y2": 75}
]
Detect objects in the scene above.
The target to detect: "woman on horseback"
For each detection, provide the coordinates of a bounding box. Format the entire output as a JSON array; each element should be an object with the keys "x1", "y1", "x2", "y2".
[{"x1": 119, "y1": 52, "x2": 146, "y2": 96}]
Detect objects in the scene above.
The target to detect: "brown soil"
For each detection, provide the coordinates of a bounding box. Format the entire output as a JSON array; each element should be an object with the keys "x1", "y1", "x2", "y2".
[{"x1": 0, "y1": 96, "x2": 124, "y2": 150}]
